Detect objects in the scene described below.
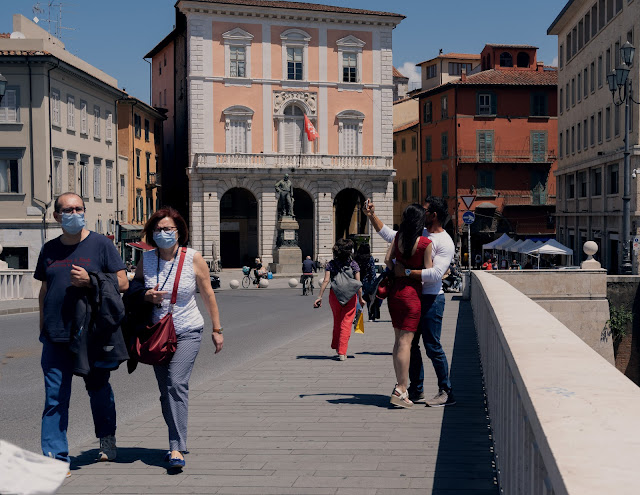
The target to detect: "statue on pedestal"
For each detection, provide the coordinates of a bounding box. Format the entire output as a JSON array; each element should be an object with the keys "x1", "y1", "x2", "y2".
[{"x1": 275, "y1": 174, "x2": 294, "y2": 218}]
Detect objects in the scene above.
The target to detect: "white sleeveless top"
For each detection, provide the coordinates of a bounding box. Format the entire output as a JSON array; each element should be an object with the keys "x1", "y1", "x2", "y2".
[{"x1": 143, "y1": 247, "x2": 204, "y2": 333}]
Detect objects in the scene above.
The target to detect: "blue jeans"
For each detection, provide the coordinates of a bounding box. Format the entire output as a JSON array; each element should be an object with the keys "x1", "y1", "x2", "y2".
[
  {"x1": 41, "y1": 338, "x2": 116, "y2": 463},
  {"x1": 408, "y1": 293, "x2": 451, "y2": 394}
]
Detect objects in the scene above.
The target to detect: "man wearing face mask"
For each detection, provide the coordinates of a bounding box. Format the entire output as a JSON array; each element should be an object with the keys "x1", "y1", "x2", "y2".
[{"x1": 34, "y1": 192, "x2": 129, "y2": 469}]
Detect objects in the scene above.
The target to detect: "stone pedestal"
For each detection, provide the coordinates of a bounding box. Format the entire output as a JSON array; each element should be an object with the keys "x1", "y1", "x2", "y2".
[{"x1": 272, "y1": 216, "x2": 302, "y2": 274}]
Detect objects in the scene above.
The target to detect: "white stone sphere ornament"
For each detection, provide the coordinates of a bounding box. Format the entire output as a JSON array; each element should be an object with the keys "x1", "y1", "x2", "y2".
[
  {"x1": 581, "y1": 240, "x2": 601, "y2": 269},
  {"x1": 288, "y1": 278, "x2": 298, "y2": 288},
  {"x1": 259, "y1": 278, "x2": 269, "y2": 288},
  {"x1": 229, "y1": 279, "x2": 240, "y2": 289}
]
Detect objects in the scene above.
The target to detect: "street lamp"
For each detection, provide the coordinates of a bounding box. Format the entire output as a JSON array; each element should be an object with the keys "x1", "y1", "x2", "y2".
[
  {"x1": 608, "y1": 41, "x2": 639, "y2": 274},
  {"x1": 0, "y1": 73, "x2": 7, "y2": 105}
]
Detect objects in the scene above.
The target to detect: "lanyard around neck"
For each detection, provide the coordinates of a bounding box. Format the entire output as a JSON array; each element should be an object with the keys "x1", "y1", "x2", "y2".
[{"x1": 157, "y1": 248, "x2": 179, "y2": 290}]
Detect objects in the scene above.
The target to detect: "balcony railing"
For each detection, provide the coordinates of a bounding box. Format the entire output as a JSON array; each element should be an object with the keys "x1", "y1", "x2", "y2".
[
  {"x1": 501, "y1": 191, "x2": 556, "y2": 206},
  {"x1": 0, "y1": 270, "x2": 39, "y2": 300},
  {"x1": 458, "y1": 149, "x2": 557, "y2": 163},
  {"x1": 193, "y1": 153, "x2": 393, "y2": 170},
  {"x1": 146, "y1": 172, "x2": 160, "y2": 188}
]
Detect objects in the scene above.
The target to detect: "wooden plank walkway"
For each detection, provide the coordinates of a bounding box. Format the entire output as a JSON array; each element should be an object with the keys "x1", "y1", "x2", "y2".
[{"x1": 59, "y1": 294, "x2": 498, "y2": 494}]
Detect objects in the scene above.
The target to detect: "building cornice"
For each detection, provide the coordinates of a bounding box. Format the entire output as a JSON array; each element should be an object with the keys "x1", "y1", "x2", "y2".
[{"x1": 177, "y1": 1, "x2": 403, "y2": 28}]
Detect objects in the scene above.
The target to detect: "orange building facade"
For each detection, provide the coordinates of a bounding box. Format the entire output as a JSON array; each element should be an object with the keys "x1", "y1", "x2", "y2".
[
  {"x1": 146, "y1": 0, "x2": 403, "y2": 267},
  {"x1": 416, "y1": 44, "x2": 558, "y2": 260},
  {"x1": 116, "y1": 96, "x2": 166, "y2": 261}
]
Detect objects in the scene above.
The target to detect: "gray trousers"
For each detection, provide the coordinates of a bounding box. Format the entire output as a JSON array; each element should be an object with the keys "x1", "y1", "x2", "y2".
[{"x1": 153, "y1": 327, "x2": 203, "y2": 452}]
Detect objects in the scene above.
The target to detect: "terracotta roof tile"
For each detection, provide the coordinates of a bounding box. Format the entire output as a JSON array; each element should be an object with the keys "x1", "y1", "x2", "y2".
[
  {"x1": 452, "y1": 69, "x2": 557, "y2": 86},
  {"x1": 0, "y1": 49, "x2": 51, "y2": 56},
  {"x1": 394, "y1": 120, "x2": 419, "y2": 133},
  {"x1": 187, "y1": 0, "x2": 404, "y2": 17},
  {"x1": 393, "y1": 67, "x2": 407, "y2": 79}
]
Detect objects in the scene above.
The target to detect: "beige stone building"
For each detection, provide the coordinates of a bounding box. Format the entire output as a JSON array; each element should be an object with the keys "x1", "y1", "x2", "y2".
[
  {"x1": 0, "y1": 15, "x2": 126, "y2": 270},
  {"x1": 416, "y1": 51, "x2": 481, "y2": 92},
  {"x1": 548, "y1": 0, "x2": 639, "y2": 273}
]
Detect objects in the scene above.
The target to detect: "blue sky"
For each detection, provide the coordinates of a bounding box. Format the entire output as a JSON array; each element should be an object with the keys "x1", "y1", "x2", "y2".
[{"x1": 2, "y1": 0, "x2": 564, "y2": 102}]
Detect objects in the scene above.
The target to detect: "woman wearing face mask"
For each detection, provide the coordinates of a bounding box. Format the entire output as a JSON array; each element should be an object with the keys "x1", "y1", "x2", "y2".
[{"x1": 134, "y1": 207, "x2": 223, "y2": 470}]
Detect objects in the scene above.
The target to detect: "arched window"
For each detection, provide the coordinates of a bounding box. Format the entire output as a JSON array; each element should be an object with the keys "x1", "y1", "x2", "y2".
[
  {"x1": 499, "y1": 52, "x2": 513, "y2": 67},
  {"x1": 517, "y1": 52, "x2": 530, "y2": 68}
]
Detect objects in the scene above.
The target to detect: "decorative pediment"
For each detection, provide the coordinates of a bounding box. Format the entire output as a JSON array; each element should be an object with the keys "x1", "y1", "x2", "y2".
[
  {"x1": 336, "y1": 110, "x2": 365, "y2": 121},
  {"x1": 222, "y1": 27, "x2": 254, "y2": 43},
  {"x1": 280, "y1": 28, "x2": 311, "y2": 42},
  {"x1": 273, "y1": 91, "x2": 317, "y2": 116},
  {"x1": 223, "y1": 105, "x2": 254, "y2": 117},
  {"x1": 336, "y1": 35, "x2": 366, "y2": 50}
]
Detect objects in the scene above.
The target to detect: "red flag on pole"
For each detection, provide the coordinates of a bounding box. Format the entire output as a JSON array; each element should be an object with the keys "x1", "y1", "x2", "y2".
[{"x1": 304, "y1": 114, "x2": 319, "y2": 142}]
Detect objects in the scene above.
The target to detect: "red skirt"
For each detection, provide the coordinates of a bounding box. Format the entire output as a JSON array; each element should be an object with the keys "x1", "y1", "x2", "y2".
[{"x1": 387, "y1": 277, "x2": 422, "y2": 332}]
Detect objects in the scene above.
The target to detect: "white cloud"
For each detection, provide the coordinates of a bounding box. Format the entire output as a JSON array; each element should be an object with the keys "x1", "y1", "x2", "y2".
[
  {"x1": 398, "y1": 61, "x2": 421, "y2": 89},
  {"x1": 551, "y1": 56, "x2": 558, "y2": 67}
]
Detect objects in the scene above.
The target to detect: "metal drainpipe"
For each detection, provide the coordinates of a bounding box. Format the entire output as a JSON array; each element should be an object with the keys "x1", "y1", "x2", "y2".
[
  {"x1": 26, "y1": 56, "x2": 49, "y2": 239},
  {"x1": 130, "y1": 99, "x2": 138, "y2": 226}
]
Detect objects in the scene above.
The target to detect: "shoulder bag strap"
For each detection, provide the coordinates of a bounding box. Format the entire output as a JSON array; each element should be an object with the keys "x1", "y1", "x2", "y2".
[{"x1": 170, "y1": 247, "x2": 187, "y2": 306}]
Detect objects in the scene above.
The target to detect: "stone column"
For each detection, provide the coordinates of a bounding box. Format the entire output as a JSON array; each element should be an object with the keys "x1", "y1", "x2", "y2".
[
  {"x1": 370, "y1": 179, "x2": 394, "y2": 261},
  {"x1": 316, "y1": 180, "x2": 334, "y2": 262},
  {"x1": 260, "y1": 179, "x2": 277, "y2": 265},
  {"x1": 202, "y1": 179, "x2": 220, "y2": 264},
  {"x1": 188, "y1": 172, "x2": 204, "y2": 254}
]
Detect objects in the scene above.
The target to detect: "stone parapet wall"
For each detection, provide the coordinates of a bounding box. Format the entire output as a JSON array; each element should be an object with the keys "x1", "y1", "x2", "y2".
[
  {"x1": 488, "y1": 269, "x2": 613, "y2": 363},
  {"x1": 471, "y1": 270, "x2": 640, "y2": 494}
]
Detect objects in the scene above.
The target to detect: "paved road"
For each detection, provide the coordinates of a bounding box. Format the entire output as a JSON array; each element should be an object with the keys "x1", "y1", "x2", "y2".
[{"x1": 0, "y1": 287, "x2": 328, "y2": 455}]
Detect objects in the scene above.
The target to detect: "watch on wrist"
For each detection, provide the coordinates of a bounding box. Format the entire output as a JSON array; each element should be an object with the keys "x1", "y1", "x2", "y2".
[
  {"x1": 405, "y1": 268, "x2": 411, "y2": 277},
  {"x1": 212, "y1": 328, "x2": 223, "y2": 334}
]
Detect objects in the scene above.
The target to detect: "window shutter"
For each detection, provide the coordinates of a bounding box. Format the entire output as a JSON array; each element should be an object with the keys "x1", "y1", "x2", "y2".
[
  {"x1": 490, "y1": 93, "x2": 497, "y2": 115},
  {"x1": 486, "y1": 132, "x2": 493, "y2": 159},
  {"x1": 106, "y1": 113, "x2": 113, "y2": 141},
  {"x1": 475, "y1": 93, "x2": 480, "y2": 115},
  {"x1": 284, "y1": 118, "x2": 303, "y2": 154},
  {"x1": 343, "y1": 123, "x2": 358, "y2": 155},
  {"x1": 2, "y1": 90, "x2": 17, "y2": 122},
  {"x1": 230, "y1": 121, "x2": 246, "y2": 153}
]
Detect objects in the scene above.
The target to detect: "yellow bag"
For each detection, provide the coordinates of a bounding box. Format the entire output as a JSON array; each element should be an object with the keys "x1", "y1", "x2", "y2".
[{"x1": 354, "y1": 312, "x2": 364, "y2": 334}]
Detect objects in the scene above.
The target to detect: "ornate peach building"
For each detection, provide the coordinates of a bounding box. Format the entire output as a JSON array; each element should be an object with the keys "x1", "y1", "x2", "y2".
[{"x1": 146, "y1": 0, "x2": 403, "y2": 268}]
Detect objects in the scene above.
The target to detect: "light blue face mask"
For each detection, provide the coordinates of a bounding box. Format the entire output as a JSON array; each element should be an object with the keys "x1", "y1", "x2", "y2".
[
  {"x1": 153, "y1": 230, "x2": 177, "y2": 249},
  {"x1": 61, "y1": 212, "x2": 85, "y2": 235}
]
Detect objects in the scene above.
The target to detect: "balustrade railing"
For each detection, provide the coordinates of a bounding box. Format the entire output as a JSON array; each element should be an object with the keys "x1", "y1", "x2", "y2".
[
  {"x1": 458, "y1": 149, "x2": 557, "y2": 163},
  {"x1": 194, "y1": 153, "x2": 392, "y2": 170},
  {"x1": 0, "y1": 270, "x2": 38, "y2": 300},
  {"x1": 471, "y1": 271, "x2": 640, "y2": 494}
]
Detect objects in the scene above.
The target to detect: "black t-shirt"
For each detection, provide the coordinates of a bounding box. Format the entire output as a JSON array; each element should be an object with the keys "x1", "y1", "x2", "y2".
[{"x1": 34, "y1": 232, "x2": 125, "y2": 342}]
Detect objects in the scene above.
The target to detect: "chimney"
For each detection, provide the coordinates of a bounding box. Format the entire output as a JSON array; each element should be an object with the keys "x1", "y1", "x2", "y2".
[
  {"x1": 537, "y1": 61, "x2": 544, "y2": 71},
  {"x1": 461, "y1": 66, "x2": 467, "y2": 82}
]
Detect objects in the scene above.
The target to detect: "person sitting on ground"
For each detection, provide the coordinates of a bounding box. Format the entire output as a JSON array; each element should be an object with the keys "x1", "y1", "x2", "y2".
[{"x1": 510, "y1": 259, "x2": 521, "y2": 270}]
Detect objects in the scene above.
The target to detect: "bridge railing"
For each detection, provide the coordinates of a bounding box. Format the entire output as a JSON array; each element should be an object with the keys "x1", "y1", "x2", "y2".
[
  {"x1": 471, "y1": 270, "x2": 640, "y2": 495},
  {"x1": 0, "y1": 270, "x2": 39, "y2": 300}
]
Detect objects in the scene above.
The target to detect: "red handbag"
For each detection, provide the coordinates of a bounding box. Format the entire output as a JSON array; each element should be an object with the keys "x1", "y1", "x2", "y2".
[{"x1": 135, "y1": 247, "x2": 186, "y2": 366}]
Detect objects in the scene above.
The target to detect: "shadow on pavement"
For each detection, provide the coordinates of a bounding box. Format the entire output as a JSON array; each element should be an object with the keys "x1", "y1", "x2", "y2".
[
  {"x1": 71, "y1": 447, "x2": 167, "y2": 471},
  {"x1": 432, "y1": 298, "x2": 499, "y2": 493},
  {"x1": 299, "y1": 392, "x2": 394, "y2": 408},
  {"x1": 355, "y1": 351, "x2": 392, "y2": 356},
  {"x1": 296, "y1": 355, "x2": 337, "y2": 360}
]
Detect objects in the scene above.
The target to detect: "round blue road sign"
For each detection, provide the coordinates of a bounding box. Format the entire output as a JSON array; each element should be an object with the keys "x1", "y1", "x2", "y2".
[{"x1": 462, "y1": 211, "x2": 475, "y2": 224}]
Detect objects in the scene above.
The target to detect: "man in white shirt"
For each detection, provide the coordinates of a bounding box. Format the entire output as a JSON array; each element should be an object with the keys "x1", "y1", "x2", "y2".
[{"x1": 363, "y1": 196, "x2": 456, "y2": 407}]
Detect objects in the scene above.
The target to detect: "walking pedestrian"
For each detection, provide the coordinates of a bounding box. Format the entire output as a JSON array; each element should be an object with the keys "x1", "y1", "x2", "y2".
[
  {"x1": 354, "y1": 243, "x2": 380, "y2": 321},
  {"x1": 474, "y1": 253, "x2": 482, "y2": 270},
  {"x1": 363, "y1": 196, "x2": 456, "y2": 407},
  {"x1": 133, "y1": 207, "x2": 223, "y2": 470},
  {"x1": 34, "y1": 192, "x2": 129, "y2": 468},
  {"x1": 385, "y1": 204, "x2": 433, "y2": 408},
  {"x1": 314, "y1": 238, "x2": 365, "y2": 361}
]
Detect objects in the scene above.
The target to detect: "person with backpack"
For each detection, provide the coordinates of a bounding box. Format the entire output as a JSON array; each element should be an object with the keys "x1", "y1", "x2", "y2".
[{"x1": 314, "y1": 239, "x2": 365, "y2": 361}]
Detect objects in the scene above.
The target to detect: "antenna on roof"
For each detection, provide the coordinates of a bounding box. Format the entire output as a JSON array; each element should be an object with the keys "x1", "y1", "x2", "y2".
[{"x1": 32, "y1": 1, "x2": 75, "y2": 41}]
